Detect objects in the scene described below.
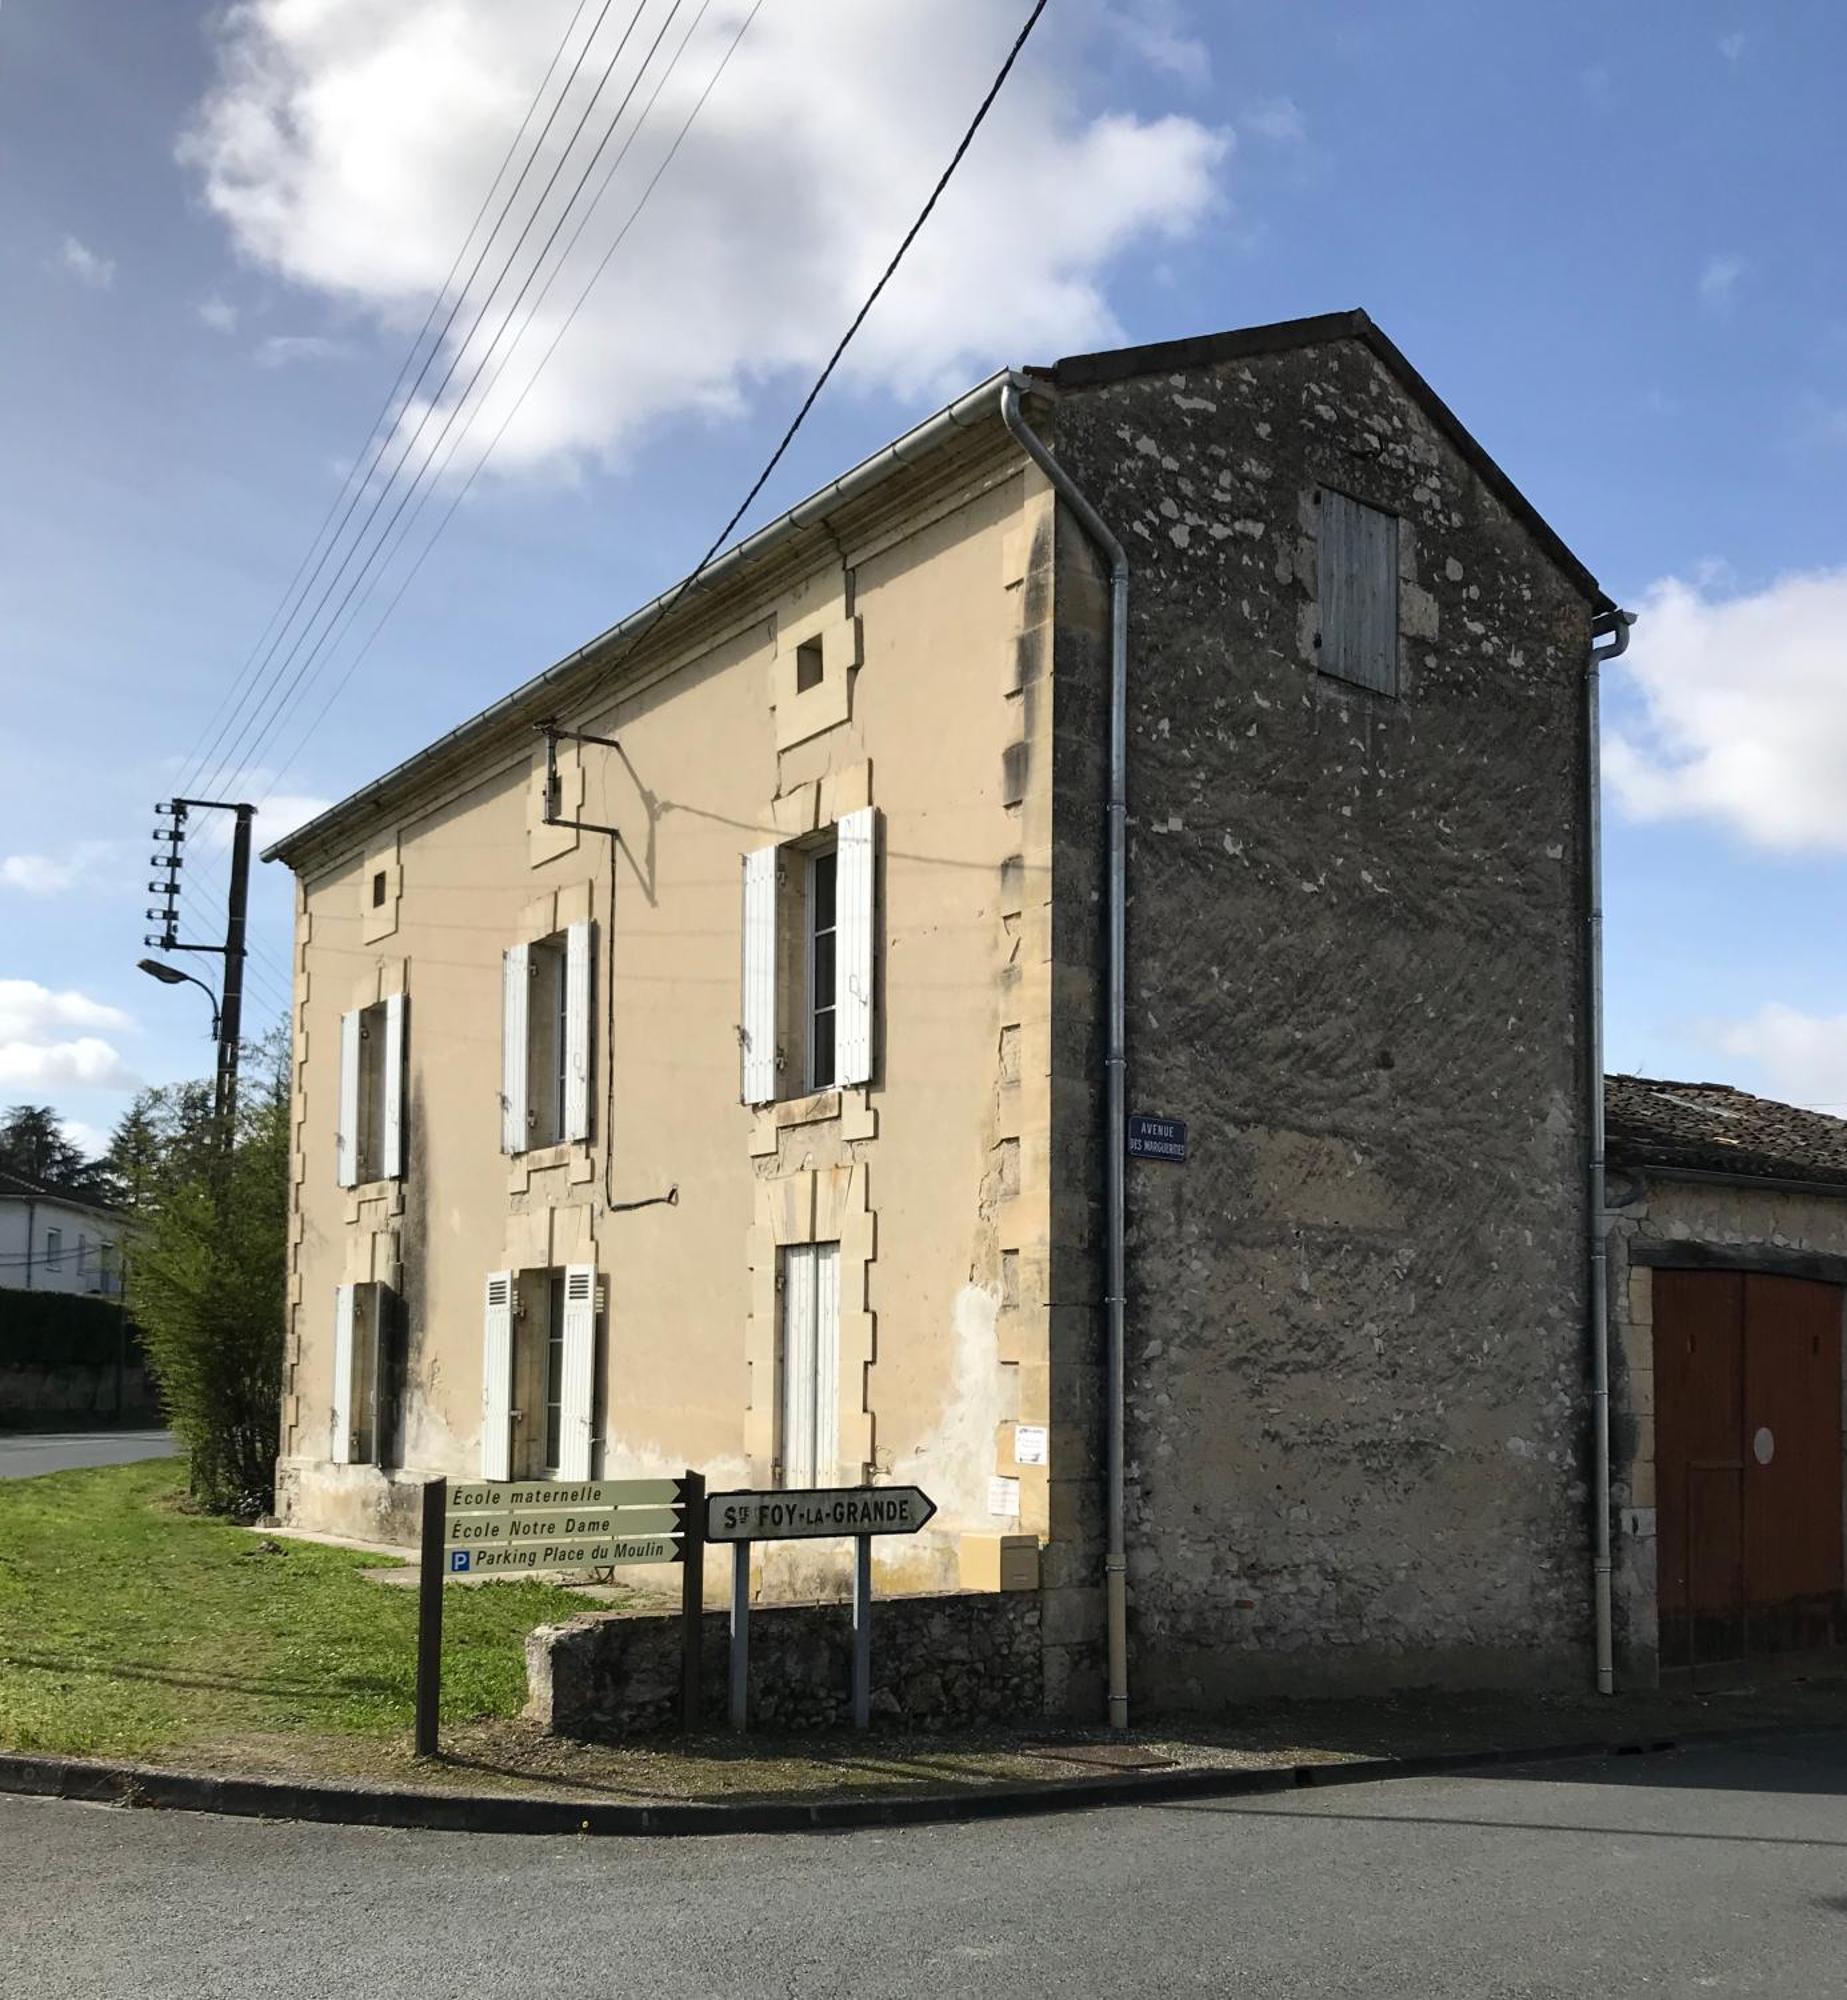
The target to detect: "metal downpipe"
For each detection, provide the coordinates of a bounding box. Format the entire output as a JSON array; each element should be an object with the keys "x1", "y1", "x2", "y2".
[
  {"x1": 998, "y1": 381, "x2": 1133, "y2": 1730},
  {"x1": 1588, "y1": 604, "x2": 1634, "y2": 1695}
]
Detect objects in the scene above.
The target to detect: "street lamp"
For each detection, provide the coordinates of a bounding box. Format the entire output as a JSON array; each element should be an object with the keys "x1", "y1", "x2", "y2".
[{"x1": 136, "y1": 958, "x2": 222, "y2": 1041}]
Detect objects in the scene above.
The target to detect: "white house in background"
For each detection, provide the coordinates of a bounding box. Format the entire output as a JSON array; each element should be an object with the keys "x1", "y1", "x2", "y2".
[{"x1": 0, "y1": 1168, "x2": 125, "y2": 1299}]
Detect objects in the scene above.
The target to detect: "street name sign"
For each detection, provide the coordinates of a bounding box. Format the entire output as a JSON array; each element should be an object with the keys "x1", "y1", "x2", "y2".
[
  {"x1": 447, "y1": 1477, "x2": 682, "y2": 1512},
  {"x1": 706, "y1": 1485, "x2": 936, "y2": 1542},
  {"x1": 442, "y1": 1475, "x2": 689, "y2": 1568},
  {"x1": 1127, "y1": 1113, "x2": 1187, "y2": 1162}
]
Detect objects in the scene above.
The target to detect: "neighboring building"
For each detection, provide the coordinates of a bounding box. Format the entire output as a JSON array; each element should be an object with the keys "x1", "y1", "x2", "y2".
[
  {"x1": 1605, "y1": 1075, "x2": 1847, "y2": 1689},
  {"x1": 266, "y1": 309, "x2": 1621, "y2": 1716},
  {"x1": 0, "y1": 1168, "x2": 125, "y2": 1300}
]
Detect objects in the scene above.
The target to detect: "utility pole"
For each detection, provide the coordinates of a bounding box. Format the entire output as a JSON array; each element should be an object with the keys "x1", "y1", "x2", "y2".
[{"x1": 143, "y1": 796, "x2": 257, "y2": 1150}]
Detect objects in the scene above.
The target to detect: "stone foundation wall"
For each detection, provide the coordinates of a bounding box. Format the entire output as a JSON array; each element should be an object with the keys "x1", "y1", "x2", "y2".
[{"x1": 528, "y1": 1588, "x2": 1042, "y2": 1739}]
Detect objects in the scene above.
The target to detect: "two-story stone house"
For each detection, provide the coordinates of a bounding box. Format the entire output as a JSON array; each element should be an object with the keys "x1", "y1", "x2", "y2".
[{"x1": 266, "y1": 310, "x2": 1624, "y2": 1718}]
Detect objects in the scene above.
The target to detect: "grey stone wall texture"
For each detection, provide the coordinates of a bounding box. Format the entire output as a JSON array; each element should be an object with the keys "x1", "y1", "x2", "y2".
[
  {"x1": 528, "y1": 1588, "x2": 1042, "y2": 1740},
  {"x1": 1044, "y1": 332, "x2": 1600, "y2": 1705}
]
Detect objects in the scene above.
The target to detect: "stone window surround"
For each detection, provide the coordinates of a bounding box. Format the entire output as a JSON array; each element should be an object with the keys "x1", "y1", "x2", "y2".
[
  {"x1": 744, "y1": 1163, "x2": 875, "y2": 1487},
  {"x1": 361, "y1": 831, "x2": 402, "y2": 944}
]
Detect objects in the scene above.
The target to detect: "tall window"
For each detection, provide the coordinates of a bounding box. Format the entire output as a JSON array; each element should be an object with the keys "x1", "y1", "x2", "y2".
[
  {"x1": 501, "y1": 923, "x2": 593, "y2": 1154},
  {"x1": 331, "y1": 1282, "x2": 404, "y2": 1468},
  {"x1": 336, "y1": 993, "x2": 406, "y2": 1188},
  {"x1": 542, "y1": 1274, "x2": 567, "y2": 1477},
  {"x1": 44, "y1": 1228, "x2": 61, "y2": 1270},
  {"x1": 779, "y1": 1242, "x2": 840, "y2": 1489},
  {"x1": 807, "y1": 847, "x2": 838, "y2": 1091}
]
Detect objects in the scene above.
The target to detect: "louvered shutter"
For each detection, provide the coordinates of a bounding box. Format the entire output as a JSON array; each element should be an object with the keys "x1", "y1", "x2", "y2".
[
  {"x1": 834, "y1": 807, "x2": 876, "y2": 1086},
  {"x1": 331, "y1": 1284, "x2": 356, "y2": 1464},
  {"x1": 501, "y1": 946, "x2": 529, "y2": 1154},
  {"x1": 481, "y1": 1272, "x2": 514, "y2": 1480},
  {"x1": 336, "y1": 1009, "x2": 361, "y2": 1187},
  {"x1": 558, "y1": 1263, "x2": 598, "y2": 1481},
  {"x1": 740, "y1": 844, "x2": 779, "y2": 1104},
  {"x1": 563, "y1": 919, "x2": 593, "y2": 1144},
  {"x1": 381, "y1": 991, "x2": 407, "y2": 1180}
]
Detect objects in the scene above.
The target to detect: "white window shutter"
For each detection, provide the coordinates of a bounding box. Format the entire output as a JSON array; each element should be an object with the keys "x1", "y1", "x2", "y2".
[
  {"x1": 381, "y1": 992, "x2": 407, "y2": 1180},
  {"x1": 558, "y1": 1263, "x2": 598, "y2": 1481},
  {"x1": 501, "y1": 946, "x2": 529, "y2": 1154},
  {"x1": 330, "y1": 1284, "x2": 356, "y2": 1464},
  {"x1": 563, "y1": 919, "x2": 593, "y2": 1144},
  {"x1": 814, "y1": 1242, "x2": 840, "y2": 1487},
  {"x1": 834, "y1": 807, "x2": 876, "y2": 1086},
  {"x1": 336, "y1": 1009, "x2": 361, "y2": 1187},
  {"x1": 481, "y1": 1272, "x2": 514, "y2": 1480},
  {"x1": 780, "y1": 1246, "x2": 816, "y2": 1489},
  {"x1": 740, "y1": 844, "x2": 780, "y2": 1104}
]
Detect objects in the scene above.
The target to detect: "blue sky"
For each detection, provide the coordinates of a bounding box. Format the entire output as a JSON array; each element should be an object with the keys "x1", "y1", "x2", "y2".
[{"x1": 3, "y1": 0, "x2": 1845, "y2": 1153}]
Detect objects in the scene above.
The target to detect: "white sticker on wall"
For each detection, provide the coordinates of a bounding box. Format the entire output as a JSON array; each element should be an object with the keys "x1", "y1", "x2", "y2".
[
  {"x1": 988, "y1": 1475, "x2": 1021, "y2": 1518},
  {"x1": 1753, "y1": 1426, "x2": 1775, "y2": 1466},
  {"x1": 1014, "y1": 1424, "x2": 1048, "y2": 1466}
]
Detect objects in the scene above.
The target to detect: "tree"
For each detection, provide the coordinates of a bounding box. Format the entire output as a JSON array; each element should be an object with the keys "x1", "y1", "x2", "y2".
[
  {"x1": 124, "y1": 1036, "x2": 289, "y2": 1516},
  {"x1": 0, "y1": 1104, "x2": 105, "y2": 1196}
]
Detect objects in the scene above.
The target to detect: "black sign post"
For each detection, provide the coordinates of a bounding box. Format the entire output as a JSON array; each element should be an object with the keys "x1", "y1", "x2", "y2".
[
  {"x1": 414, "y1": 1476, "x2": 448, "y2": 1758},
  {"x1": 679, "y1": 1468, "x2": 705, "y2": 1734}
]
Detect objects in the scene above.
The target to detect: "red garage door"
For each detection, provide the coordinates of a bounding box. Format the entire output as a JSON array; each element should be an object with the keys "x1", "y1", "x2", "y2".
[{"x1": 1655, "y1": 1270, "x2": 1845, "y2": 1680}]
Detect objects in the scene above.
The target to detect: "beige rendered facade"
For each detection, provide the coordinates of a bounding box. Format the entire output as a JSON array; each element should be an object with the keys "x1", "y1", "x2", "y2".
[{"x1": 271, "y1": 379, "x2": 1069, "y2": 1622}]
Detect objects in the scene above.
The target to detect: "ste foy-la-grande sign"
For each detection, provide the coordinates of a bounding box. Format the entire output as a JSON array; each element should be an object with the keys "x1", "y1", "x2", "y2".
[{"x1": 706, "y1": 1484, "x2": 936, "y2": 1542}]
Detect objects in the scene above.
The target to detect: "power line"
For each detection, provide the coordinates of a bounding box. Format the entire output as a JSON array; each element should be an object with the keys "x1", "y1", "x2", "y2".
[
  {"x1": 172, "y1": 0, "x2": 623, "y2": 801},
  {"x1": 244, "y1": 0, "x2": 758, "y2": 808},
  {"x1": 189, "y1": 0, "x2": 675, "y2": 811}
]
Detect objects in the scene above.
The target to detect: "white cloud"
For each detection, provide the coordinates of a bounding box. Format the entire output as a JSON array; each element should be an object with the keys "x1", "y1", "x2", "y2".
[
  {"x1": 257, "y1": 793, "x2": 336, "y2": 843},
  {"x1": 1718, "y1": 31, "x2": 1747, "y2": 62},
  {"x1": 199, "y1": 295, "x2": 239, "y2": 333},
  {"x1": 57, "y1": 235, "x2": 115, "y2": 290},
  {"x1": 1713, "y1": 1004, "x2": 1847, "y2": 1109},
  {"x1": 1243, "y1": 97, "x2": 1306, "y2": 145},
  {"x1": 256, "y1": 333, "x2": 352, "y2": 367},
  {"x1": 1699, "y1": 251, "x2": 1745, "y2": 309},
  {"x1": 0, "y1": 842, "x2": 117, "y2": 896},
  {"x1": 180, "y1": 0, "x2": 1228, "y2": 475},
  {"x1": 1605, "y1": 568, "x2": 1847, "y2": 852},
  {"x1": 60, "y1": 1119, "x2": 114, "y2": 1159},
  {"x1": 0, "y1": 982, "x2": 139, "y2": 1093}
]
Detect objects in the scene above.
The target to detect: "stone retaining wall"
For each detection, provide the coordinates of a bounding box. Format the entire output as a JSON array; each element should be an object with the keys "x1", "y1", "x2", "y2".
[{"x1": 528, "y1": 1589, "x2": 1042, "y2": 1739}]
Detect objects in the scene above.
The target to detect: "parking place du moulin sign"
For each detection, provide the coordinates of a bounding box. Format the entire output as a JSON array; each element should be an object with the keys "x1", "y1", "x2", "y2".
[
  {"x1": 442, "y1": 1475, "x2": 689, "y2": 1574},
  {"x1": 706, "y1": 1485, "x2": 936, "y2": 1542},
  {"x1": 1127, "y1": 1113, "x2": 1187, "y2": 1162}
]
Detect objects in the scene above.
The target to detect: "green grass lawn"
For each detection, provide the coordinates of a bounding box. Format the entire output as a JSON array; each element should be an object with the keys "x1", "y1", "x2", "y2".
[{"x1": 0, "y1": 1458, "x2": 600, "y2": 1761}]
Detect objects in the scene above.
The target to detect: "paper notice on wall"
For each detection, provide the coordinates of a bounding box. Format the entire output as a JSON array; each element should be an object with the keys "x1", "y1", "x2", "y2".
[
  {"x1": 1013, "y1": 1424, "x2": 1048, "y2": 1466},
  {"x1": 988, "y1": 1475, "x2": 1021, "y2": 1518}
]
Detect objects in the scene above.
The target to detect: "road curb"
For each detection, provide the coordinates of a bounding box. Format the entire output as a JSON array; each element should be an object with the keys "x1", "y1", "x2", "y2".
[{"x1": 2, "y1": 1724, "x2": 1807, "y2": 1838}]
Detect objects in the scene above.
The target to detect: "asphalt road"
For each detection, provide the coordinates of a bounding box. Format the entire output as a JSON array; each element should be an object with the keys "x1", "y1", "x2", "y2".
[
  {"x1": 4, "y1": 1733, "x2": 1845, "y2": 1998},
  {"x1": 0, "y1": 1429, "x2": 176, "y2": 1478}
]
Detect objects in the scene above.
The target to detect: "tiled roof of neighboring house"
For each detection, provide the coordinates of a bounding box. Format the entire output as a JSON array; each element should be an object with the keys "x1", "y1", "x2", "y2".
[
  {"x1": 1605, "y1": 1074, "x2": 1847, "y2": 1190},
  {"x1": 0, "y1": 1166, "x2": 117, "y2": 1215}
]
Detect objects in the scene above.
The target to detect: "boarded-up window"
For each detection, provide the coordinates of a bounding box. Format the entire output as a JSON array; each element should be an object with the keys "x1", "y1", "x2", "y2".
[{"x1": 1317, "y1": 489, "x2": 1399, "y2": 695}]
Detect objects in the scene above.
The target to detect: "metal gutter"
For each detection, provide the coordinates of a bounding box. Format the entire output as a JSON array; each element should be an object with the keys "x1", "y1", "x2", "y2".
[
  {"x1": 1624, "y1": 1162, "x2": 1847, "y2": 1201},
  {"x1": 1587, "y1": 603, "x2": 1635, "y2": 1696},
  {"x1": 997, "y1": 382, "x2": 1134, "y2": 1733},
  {"x1": 263, "y1": 370, "x2": 1037, "y2": 866}
]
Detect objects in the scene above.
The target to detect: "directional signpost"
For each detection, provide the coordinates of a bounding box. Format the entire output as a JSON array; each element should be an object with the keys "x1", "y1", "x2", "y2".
[
  {"x1": 414, "y1": 1471, "x2": 706, "y2": 1757},
  {"x1": 705, "y1": 1485, "x2": 937, "y2": 1732}
]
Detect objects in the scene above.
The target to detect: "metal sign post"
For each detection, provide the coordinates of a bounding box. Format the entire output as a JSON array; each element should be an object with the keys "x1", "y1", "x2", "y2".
[
  {"x1": 679, "y1": 1469, "x2": 705, "y2": 1734},
  {"x1": 851, "y1": 1536, "x2": 873, "y2": 1729},
  {"x1": 706, "y1": 1485, "x2": 936, "y2": 1733},
  {"x1": 414, "y1": 1477, "x2": 448, "y2": 1758}
]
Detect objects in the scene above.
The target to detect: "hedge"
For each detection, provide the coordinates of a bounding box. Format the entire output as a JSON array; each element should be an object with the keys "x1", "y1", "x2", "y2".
[{"x1": 0, "y1": 1289, "x2": 144, "y2": 1370}]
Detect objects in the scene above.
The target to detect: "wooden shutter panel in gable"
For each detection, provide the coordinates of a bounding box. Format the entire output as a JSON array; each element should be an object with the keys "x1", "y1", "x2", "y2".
[
  {"x1": 1318, "y1": 489, "x2": 1399, "y2": 696},
  {"x1": 740, "y1": 844, "x2": 779, "y2": 1105},
  {"x1": 336, "y1": 1009, "x2": 361, "y2": 1187},
  {"x1": 501, "y1": 946, "x2": 529, "y2": 1154},
  {"x1": 381, "y1": 991, "x2": 406, "y2": 1180},
  {"x1": 834, "y1": 806, "x2": 876, "y2": 1087},
  {"x1": 557, "y1": 1263, "x2": 598, "y2": 1481},
  {"x1": 481, "y1": 1272, "x2": 514, "y2": 1480},
  {"x1": 563, "y1": 919, "x2": 593, "y2": 1144},
  {"x1": 331, "y1": 1284, "x2": 356, "y2": 1464}
]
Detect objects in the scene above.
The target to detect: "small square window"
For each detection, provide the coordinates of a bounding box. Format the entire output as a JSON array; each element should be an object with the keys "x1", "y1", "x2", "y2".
[
  {"x1": 372, "y1": 870, "x2": 387, "y2": 908},
  {"x1": 795, "y1": 637, "x2": 825, "y2": 693}
]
